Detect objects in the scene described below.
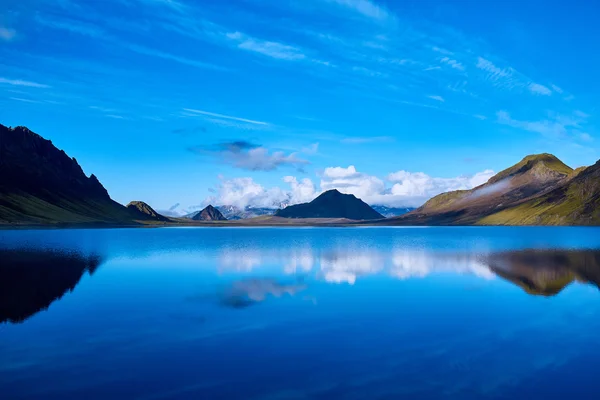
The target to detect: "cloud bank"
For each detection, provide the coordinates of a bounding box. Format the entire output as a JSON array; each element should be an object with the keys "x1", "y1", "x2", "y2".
[{"x1": 204, "y1": 165, "x2": 495, "y2": 209}]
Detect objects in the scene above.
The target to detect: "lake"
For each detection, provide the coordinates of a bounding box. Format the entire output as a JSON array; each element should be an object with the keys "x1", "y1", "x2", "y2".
[{"x1": 1, "y1": 227, "x2": 600, "y2": 399}]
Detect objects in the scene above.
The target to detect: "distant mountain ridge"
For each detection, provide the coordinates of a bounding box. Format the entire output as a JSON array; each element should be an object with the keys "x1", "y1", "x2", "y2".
[
  {"x1": 0, "y1": 124, "x2": 137, "y2": 224},
  {"x1": 276, "y1": 189, "x2": 384, "y2": 220}
]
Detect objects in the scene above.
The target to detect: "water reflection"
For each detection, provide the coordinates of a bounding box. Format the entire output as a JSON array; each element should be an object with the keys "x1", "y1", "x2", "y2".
[
  {"x1": 486, "y1": 250, "x2": 600, "y2": 296},
  {"x1": 216, "y1": 247, "x2": 600, "y2": 295},
  {"x1": 2, "y1": 246, "x2": 600, "y2": 324},
  {"x1": 0, "y1": 249, "x2": 102, "y2": 324},
  {"x1": 220, "y1": 278, "x2": 308, "y2": 308}
]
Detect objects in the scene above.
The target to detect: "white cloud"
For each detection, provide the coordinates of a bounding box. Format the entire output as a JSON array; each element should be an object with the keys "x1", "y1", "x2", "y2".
[
  {"x1": 283, "y1": 176, "x2": 317, "y2": 204},
  {"x1": 327, "y1": 0, "x2": 392, "y2": 21},
  {"x1": 528, "y1": 82, "x2": 552, "y2": 96},
  {"x1": 205, "y1": 176, "x2": 316, "y2": 209},
  {"x1": 183, "y1": 108, "x2": 269, "y2": 125},
  {"x1": 201, "y1": 164, "x2": 496, "y2": 210},
  {"x1": 320, "y1": 165, "x2": 386, "y2": 201},
  {"x1": 0, "y1": 77, "x2": 50, "y2": 88},
  {"x1": 384, "y1": 169, "x2": 495, "y2": 206},
  {"x1": 226, "y1": 31, "x2": 305, "y2": 60},
  {"x1": 428, "y1": 95, "x2": 445, "y2": 102},
  {"x1": 0, "y1": 26, "x2": 16, "y2": 41}
]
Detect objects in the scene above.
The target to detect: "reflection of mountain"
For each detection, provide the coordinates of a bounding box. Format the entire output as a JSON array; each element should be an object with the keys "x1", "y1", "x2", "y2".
[
  {"x1": 485, "y1": 250, "x2": 600, "y2": 296},
  {"x1": 0, "y1": 249, "x2": 102, "y2": 323}
]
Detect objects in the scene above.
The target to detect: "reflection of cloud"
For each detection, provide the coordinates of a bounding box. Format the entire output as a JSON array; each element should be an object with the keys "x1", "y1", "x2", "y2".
[
  {"x1": 218, "y1": 249, "x2": 262, "y2": 272},
  {"x1": 320, "y1": 251, "x2": 383, "y2": 284},
  {"x1": 391, "y1": 250, "x2": 494, "y2": 280},
  {"x1": 216, "y1": 247, "x2": 499, "y2": 284},
  {"x1": 221, "y1": 278, "x2": 307, "y2": 308},
  {"x1": 284, "y1": 249, "x2": 315, "y2": 274}
]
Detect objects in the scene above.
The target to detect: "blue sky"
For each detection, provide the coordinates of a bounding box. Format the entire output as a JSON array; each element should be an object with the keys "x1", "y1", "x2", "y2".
[{"x1": 1, "y1": 0, "x2": 598, "y2": 213}]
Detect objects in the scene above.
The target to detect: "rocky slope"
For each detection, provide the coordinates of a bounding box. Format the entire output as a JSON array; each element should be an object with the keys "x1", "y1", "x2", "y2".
[
  {"x1": 0, "y1": 124, "x2": 136, "y2": 224},
  {"x1": 387, "y1": 154, "x2": 578, "y2": 225},
  {"x1": 276, "y1": 189, "x2": 384, "y2": 220},
  {"x1": 127, "y1": 201, "x2": 170, "y2": 222},
  {"x1": 191, "y1": 205, "x2": 227, "y2": 221}
]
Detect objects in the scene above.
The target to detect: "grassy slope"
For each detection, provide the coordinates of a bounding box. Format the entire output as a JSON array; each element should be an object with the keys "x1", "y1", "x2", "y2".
[
  {"x1": 0, "y1": 189, "x2": 138, "y2": 225},
  {"x1": 479, "y1": 162, "x2": 600, "y2": 225}
]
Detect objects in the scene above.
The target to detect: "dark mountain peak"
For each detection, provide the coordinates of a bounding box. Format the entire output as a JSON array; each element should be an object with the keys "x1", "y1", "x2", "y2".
[
  {"x1": 0, "y1": 124, "x2": 135, "y2": 224},
  {"x1": 192, "y1": 205, "x2": 227, "y2": 221},
  {"x1": 126, "y1": 201, "x2": 170, "y2": 222},
  {"x1": 276, "y1": 190, "x2": 384, "y2": 220}
]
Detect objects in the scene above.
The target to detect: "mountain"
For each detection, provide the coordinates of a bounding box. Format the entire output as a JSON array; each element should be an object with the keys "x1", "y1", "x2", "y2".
[
  {"x1": 0, "y1": 124, "x2": 138, "y2": 224},
  {"x1": 480, "y1": 160, "x2": 600, "y2": 225},
  {"x1": 371, "y1": 205, "x2": 416, "y2": 218},
  {"x1": 191, "y1": 205, "x2": 227, "y2": 221},
  {"x1": 387, "y1": 154, "x2": 577, "y2": 225},
  {"x1": 275, "y1": 189, "x2": 384, "y2": 220},
  {"x1": 127, "y1": 201, "x2": 170, "y2": 222}
]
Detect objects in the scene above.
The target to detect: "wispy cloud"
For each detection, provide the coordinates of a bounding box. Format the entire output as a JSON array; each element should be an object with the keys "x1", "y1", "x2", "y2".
[
  {"x1": 9, "y1": 97, "x2": 42, "y2": 104},
  {"x1": 528, "y1": 82, "x2": 552, "y2": 96},
  {"x1": 0, "y1": 26, "x2": 16, "y2": 41},
  {"x1": 188, "y1": 141, "x2": 309, "y2": 171},
  {"x1": 440, "y1": 57, "x2": 465, "y2": 71},
  {"x1": 476, "y1": 57, "x2": 514, "y2": 87},
  {"x1": 0, "y1": 78, "x2": 50, "y2": 88},
  {"x1": 341, "y1": 136, "x2": 394, "y2": 144},
  {"x1": 127, "y1": 44, "x2": 227, "y2": 70},
  {"x1": 427, "y1": 95, "x2": 445, "y2": 102},
  {"x1": 226, "y1": 32, "x2": 305, "y2": 60},
  {"x1": 327, "y1": 0, "x2": 392, "y2": 21},
  {"x1": 550, "y1": 84, "x2": 563, "y2": 94},
  {"x1": 302, "y1": 142, "x2": 320, "y2": 154},
  {"x1": 580, "y1": 133, "x2": 593, "y2": 142},
  {"x1": 183, "y1": 108, "x2": 270, "y2": 126},
  {"x1": 106, "y1": 114, "x2": 127, "y2": 119},
  {"x1": 496, "y1": 110, "x2": 588, "y2": 139}
]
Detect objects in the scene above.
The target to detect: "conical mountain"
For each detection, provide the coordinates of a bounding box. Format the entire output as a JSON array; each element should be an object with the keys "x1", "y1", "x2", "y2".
[
  {"x1": 192, "y1": 205, "x2": 227, "y2": 221},
  {"x1": 127, "y1": 201, "x2": 170, "y2": 222},
  {"x1": 390, "y1": 153, "x2": 575, "y2": 225},
  {"x1": 275, "y1": 189, "x2": 384, "y2": 220}
]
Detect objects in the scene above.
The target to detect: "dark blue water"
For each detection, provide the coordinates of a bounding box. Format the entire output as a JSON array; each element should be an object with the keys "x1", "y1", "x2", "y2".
[{"x1": 1, "y1": 227, "x2": 600, "y2": 399}]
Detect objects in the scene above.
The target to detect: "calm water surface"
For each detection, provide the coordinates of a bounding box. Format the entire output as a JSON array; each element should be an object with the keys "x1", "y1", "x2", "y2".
[{"x1": 1, "y1": 227, "x2": 600, "y2": 399}]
